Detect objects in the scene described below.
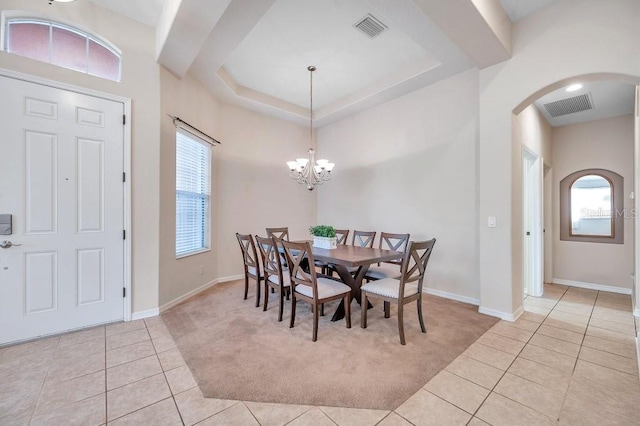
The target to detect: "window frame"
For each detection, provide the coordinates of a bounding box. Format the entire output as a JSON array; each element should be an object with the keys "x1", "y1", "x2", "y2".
[
  {"x1": 560, "y1": 168, "x2": 624, "y2": 244},
  {"x1": 1, "y1": 12, "x2": 122, "y2": 82},
  {"x1": 175, "y1": 129, "x2": 212, "y2": 259}
]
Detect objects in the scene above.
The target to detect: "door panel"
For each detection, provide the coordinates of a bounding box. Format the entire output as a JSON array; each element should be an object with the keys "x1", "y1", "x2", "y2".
[{"x1": 0, "y1": 75, "x2": 125, "y2": 345}]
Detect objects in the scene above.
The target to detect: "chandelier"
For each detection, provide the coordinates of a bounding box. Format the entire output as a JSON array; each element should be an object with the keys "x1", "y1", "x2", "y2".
[{"x1": 287, "y1": 66, "x2": 335, "y2": 191}]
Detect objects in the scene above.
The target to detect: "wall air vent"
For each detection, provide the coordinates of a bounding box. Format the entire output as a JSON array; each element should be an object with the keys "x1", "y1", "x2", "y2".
[
  {"x1": 354, "y1": 14, "x2": 388, "y2": 38},
  {"x1": 543, "y1": 93, "x2": 594, "y2": 118}
]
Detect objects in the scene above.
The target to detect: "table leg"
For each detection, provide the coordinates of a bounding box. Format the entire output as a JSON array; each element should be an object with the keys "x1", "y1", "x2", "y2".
[{"x1": 330, "y1": 264, "x2": 373, "y2": 322}]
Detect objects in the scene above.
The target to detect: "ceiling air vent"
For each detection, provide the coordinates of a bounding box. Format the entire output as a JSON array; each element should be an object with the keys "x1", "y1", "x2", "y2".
[
  {"x1": 354, "y1": 14, "x2": 388, "y2": 38},
  {"x1": 543, "y1": 93, "x2": 594, "y2": 118}
]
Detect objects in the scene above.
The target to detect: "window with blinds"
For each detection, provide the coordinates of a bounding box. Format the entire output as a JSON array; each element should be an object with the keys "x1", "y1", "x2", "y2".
[{"x1": 176, "y1": 130, "x2": 211, "y2": 257}]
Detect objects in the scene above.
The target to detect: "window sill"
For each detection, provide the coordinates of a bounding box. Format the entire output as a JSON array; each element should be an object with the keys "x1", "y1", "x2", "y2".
[{"x1": 176, "y1": 248, "x2": 211, "y2": 260}]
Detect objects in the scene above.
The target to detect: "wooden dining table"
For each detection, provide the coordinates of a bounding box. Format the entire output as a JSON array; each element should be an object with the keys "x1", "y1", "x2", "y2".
[{"x1": 309, "y1": 244, "x2": 404, "y2": 322}]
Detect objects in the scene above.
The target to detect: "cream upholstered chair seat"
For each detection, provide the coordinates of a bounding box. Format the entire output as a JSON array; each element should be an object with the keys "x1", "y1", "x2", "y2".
[
  {"x1": 361, "y1": 278, "x2": 418, "y2": 299},
  {"x1": 268, "y1": 272, "x2": 290, "y2": 287},
  {"x1": 295, "y1": 277, "x2": 351, "y2": 299},
  {"x1": 364, "y1": 265, "x2": 401, "y2": 280}
]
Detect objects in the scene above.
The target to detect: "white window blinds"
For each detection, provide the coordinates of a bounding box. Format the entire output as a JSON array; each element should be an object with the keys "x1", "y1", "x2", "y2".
[{"x1": 176, "y1": 130, "x2": 211, "y2": 257}]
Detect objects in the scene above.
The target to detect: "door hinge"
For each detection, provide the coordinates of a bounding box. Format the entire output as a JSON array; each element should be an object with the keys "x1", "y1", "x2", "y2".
[
  {"x1": 123, "y1": 115, "x2": 126, "y2": 125},
  {"x1": 123, "y1": 230, "x2": 126, "y2": 240},
  {"x1": 122, "y1": 172, "x2": 126, "y2": 183},
  {"x1": 123, "y1": 287, "x2": 126, "y2": 298}
]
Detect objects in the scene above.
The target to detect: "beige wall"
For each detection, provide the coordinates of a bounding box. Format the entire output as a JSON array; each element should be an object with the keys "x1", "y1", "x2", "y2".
[
  {"x1": 478, "y1": 0, "x2": 640, "y2": 318},
  {"x1": 317, "y1": 69, "x2": 480, "y2": 302},
  {"x1": 552, "y1": 114, "x2": 634, "y2": 290},
  {"x1": 158, "y1": 69, "x2": 316, "y2": 307},
  {"x1": 0, "y1": 0, "x2": 161, "y2": 314}
]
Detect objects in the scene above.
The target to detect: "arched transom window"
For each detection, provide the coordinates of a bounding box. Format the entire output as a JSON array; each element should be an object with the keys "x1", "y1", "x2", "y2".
[{"x1": 3, "y1": 18, "x2": 121, "y2": 82}]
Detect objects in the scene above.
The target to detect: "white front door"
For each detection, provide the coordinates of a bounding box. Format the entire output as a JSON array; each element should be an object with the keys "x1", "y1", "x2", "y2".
[{"x1": 0, "y1": 75, "x2": 125, "y2": 345}]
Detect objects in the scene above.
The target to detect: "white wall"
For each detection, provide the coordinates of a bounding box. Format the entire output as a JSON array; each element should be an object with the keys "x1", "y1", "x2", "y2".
[
  {"x1": 478, "y1": 0, "x2": 640, "y2": 318},
  {"x1": 0, "y1": 0, "x2": 161, "y2": 314},
  {"x1": 317, "y1": 69, "x2": 480, "y2": 302},
  {"x1": 158, "y1": 69, "x2": 316, "y2": 307},
  {"x1": 552, "y1": 114, "x2": 634, "y2": 290}
]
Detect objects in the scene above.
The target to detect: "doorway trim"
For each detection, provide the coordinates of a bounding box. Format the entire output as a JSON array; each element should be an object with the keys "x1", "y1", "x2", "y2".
[
  {"x1": 522, "y1": 146, "x2": 544, "y2": 298},
  {"x1": 0, "y1": 67, "x2": 133, "y2": 322}
]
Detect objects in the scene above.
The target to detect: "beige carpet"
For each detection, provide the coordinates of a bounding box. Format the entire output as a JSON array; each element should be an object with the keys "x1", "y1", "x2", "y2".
[{"x1": 162, "y1": 280, "x2": 498, "y2": 410}]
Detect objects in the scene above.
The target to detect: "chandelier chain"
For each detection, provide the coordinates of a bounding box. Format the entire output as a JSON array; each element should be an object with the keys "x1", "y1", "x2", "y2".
[{"x1": 309, "y1": 67, "x2": 313, "y2": 145}]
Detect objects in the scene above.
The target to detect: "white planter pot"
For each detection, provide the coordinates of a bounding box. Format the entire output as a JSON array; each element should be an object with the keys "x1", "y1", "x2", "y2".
[{"x1": 313, "y1": 236, "x2": 337, "y2": 249}]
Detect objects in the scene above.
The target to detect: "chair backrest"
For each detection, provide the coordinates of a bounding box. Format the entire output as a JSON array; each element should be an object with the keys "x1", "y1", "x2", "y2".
[
  {"x1": 399, "y1": 239, "x2": 436, "y2": 297},
  {"x1": 352, "y1": 230, "x2": 376, "y2": 248},
  {"x1": 379, "y1": 232, "x2": 410, "y2": 266},
  {"x1": 266, "y1": 227, "x2": 289, "y2": 242},
  {"x1": 255, "y1": 235, "x2": 284, "y2": 283},
  {"x1": 236, "y1": 233, "x2": 260, "y2": 276},
  {"x1": 334, "y1": 229, "x2": 350, "y2": 245},
  {"x1": 281, "y1": 240, "x2": 318, "y2": 299}
]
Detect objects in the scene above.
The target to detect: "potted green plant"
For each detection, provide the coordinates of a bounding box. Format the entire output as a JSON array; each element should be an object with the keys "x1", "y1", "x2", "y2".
[{"x1": 309, "y1": 225, "x2": 337, "y2": 249}]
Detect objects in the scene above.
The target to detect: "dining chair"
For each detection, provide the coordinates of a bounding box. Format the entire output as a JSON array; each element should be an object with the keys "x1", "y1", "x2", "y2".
[
  {"x1": 365, "y1": 232, "x2": 410, "y2": 281},
  {"x1": 235, "y1": 233, "x2": 263, "y2": 307},
  {"x1": 352, "y1": 230, "x2": 376, "y2": 248},
  {"x1": 266, "y1": 227, "x2": 289, "y2": 242},
  {"x1": 255, "y1": 235, "x2": 290, "y2": 322},
  {"x1": 281, "y1": 240, "x2": 352, "y2": 341},
  {"x1": 361, "y1": 238, "x2": 436, "y2": 345}
]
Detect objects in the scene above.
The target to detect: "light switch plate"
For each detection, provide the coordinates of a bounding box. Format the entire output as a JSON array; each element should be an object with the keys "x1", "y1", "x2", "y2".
[{"x1": 488, "y1": 216, "x2": 497, "y2": 228}]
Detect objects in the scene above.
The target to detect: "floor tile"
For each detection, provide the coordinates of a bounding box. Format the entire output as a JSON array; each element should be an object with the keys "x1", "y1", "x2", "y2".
[
  {"x1": 586, "y1": 325, "x2": 636, "y2": 344},
  {"x1": 542, "y1": 317, "x2": 586, "y2": 334},
  {"x1": 445, "y1": 355, "x2": 503, "y2": 390},
  {"x1": 0, "y1": 409, "x2": 32, "y2": 426},
  {"x1": 196, "y1": 402, "x2": 259, "y2": 425},
  {"x1": 578, "y1": 346, "x2": 638, "y2": 375},
  {"x1": 109, "y1": 397, "x2": 182, "y2": 426},
  {"x1": 463, "y1": 343, "x2": 516, "y2": 371},
  {"x1": 508, "y1": 318, "x2": 540, "y2": 332},
  {"x1": 0, "y1": 337, "x2": 59, "y2": 364},
  {"x1": 35, "y1": 371, "x2": 104, "y2": 415},
  {"x1": 591, "y1": 306, "x2": 635, "y2": 326},
  {"x1": 144, "y1": 315, "x2": 166, "y2": 328},
  {"x1": 244, "y1": 401, "x2": 311, "y2": 426},
  {"x1": 519, "y1": 344, "x2": 576, "y2": 373},
  {"x1": 165, "y1": 364, "x2": 198, "y2": 395},
  {"x1": 535, "y1": 324, "x2": 583, "y2": 345},
  {"x1": 424, "y1": 370, "x2": 490, "y2": 414},
  {"x1": 157, "y1": 348, "x2": 187, "y2": 371},
  {"x1": 286, "y1": 407, "x2": 336, "y2": 426},
  {"x1": 489, "y1": 323, "x2": 534, "y2": 343},
  {"x1": 54, "y1": 337, "x2": 105, "y2": 361},
  {"x1": 107, "y1": 355, "x2": 163, "y2": 391},
  {"x1": 478, "y1": 332, "x2": 526, "y2": 355},
  {"x1": 173, "y1": 387, "x2": 236, "y2": 426},
  {"x1": 594, "y1": 298, "x2": 632, "y2": 312},
  {"x1": 57, "y1": 327, "x2": 104, "y2": 348},
  {"x1": 467, "y1": 417, "x2": 491, "y2": 425},
  {"x1": 396, "y1": 389, "x2": 471, "y2": 426},
  {"x1": 106, "y1": 340, "x2": 156, "y2": 369},
  {"x1": 152, "y1": 334, "x2": 179, "y2": 353},
  {"x1": 529, "y1": 333, "x2": 580, "y2": 357},
  {"x1": 475, "y1": 393, "x2": 556, "y2": 426},
  {"x1": 106, "y1": 319, "x2": 146, "y2": 336},
  {"x1": 148, "y1": 323, "x2": 173, "y2": 340},
  {"x1": 30, "y1": 393, "x2": 105, "y2": 426},
  {"x1": 46, "y1": 351, "x2": 104, "y2": 383},
  {"x1": 107, "y1": 373, "x2": 171, "y2": 422},
  {"x1": 523, "y1": 297, "x2": 557, "y2": 310},
  {"x1": 523, "y1": 305, "x2": 552, "y2": 316},
  {"x1": 507, "y1": 357, "x2": 571, "y2": 394},
  {"x1": 493, "y1": 372, "x2": 564, "y2": 419},
  {"x1": 106, "y1": 328, "x2": 150, "y2": 351},
  {"x1": 377, "y1": 412, "x2": 413, "y2": 426},
  {"x1": 547, "y1": 310, "x2": 590, "y2": 326},
  {"x1": 519, "y1": 311, "x2": 547, "y2": 324},
  {"x1": 589, "y1": 317, "x2": 636, "y2": 336},
  {"x1": 553, "y1": 301, "x2": 594, "y2": 316},
  {"x1": 572, "y1": 360, "x2": 640, "y2": 395},
  {"x1": 559, "y1": 376, "x2": 640, "y2": 425},
  {"x1": 583, "y1": 335, "x2": 636, "y2": 359},
  {"x1": 319, "y1": 405, "x2": 388, "y2": 426}
]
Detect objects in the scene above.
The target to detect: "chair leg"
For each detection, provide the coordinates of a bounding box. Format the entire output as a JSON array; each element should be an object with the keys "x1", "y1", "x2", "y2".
[
  {"x1": 290, "y1": 295, "x2": 296, "y2": 328},
  {"x1": 263, "y1": 282, "x2": 269, "y2": 312},
  {"x1": 344, "y1": 295, "x2": 351, "y2": 329},
  {"x1": 320, "y1": 303, "x2": 325, "y2": 316},
  {"x1": 278, "y1": 287, "x2": 284, "y2": 322},
  {"x1": 417, "y1": 296, "x2": 426, "y2": 333},
  {"x1": 398, "y1": 303, "x2": 406, "y2": 345},
  {"x1": 361, "y1": 292, "x2": 368, "y2": 328},
  {"x1": 285, "y1": 288, "x2": 290, "y2": 300},
  {"x1": 384, "y1": 301, "x2": 390, "y2": 318},
  {"x1": 243, "y1": 276, "x2": 249, "y2": 300},
  {"x1": 312, "y1": 302, "x2": 319, "y2": 342},
  {"x1": 255, "y1": 278, "x2": 261, "y2": 308}
]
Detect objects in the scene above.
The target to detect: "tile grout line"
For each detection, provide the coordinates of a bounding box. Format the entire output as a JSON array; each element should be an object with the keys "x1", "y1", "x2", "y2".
[{"x1": 26, "y1": 335, "x2": 63, "y2": 424}]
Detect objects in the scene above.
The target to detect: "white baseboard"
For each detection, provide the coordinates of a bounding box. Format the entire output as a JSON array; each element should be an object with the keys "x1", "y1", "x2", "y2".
[
  {"x1": 478, "y1": 305, "x2": 523, "y2": 322},
  {"x1": 159, "y1": 274, "x2": 243, "y2": 313},
  {"x1": 131, "y1": 308, "x2": 160, "y2": 321},
  {"x1": 424, "y1": 288, "x2": 480, "y2": 306},
  {"x1": 552, "y1": 278, "x2": 632, "y2": 295},
  {"x1": 636, "y1": 337, "x2": 640, "y2": 382},
  {"x1": 634, "y1": 308, "x2": 640, "y2": 318}
]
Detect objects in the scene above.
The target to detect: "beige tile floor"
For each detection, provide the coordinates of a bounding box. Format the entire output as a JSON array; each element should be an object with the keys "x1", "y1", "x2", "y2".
[{"x1": 1, "y1": 283, "x2": 638, "y2": 425}]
